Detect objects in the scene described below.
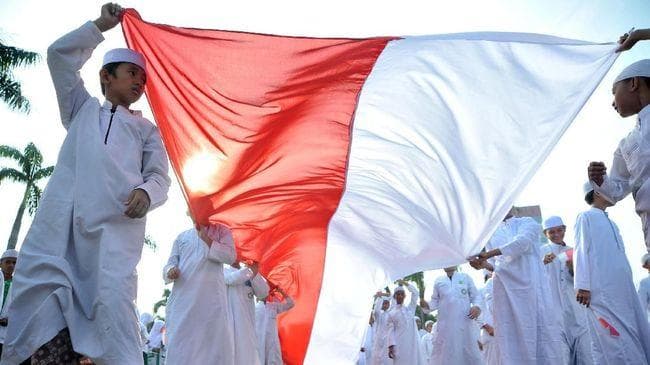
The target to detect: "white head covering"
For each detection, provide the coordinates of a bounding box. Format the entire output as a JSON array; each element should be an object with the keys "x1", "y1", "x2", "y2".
[
  {"x1": 102, "y1": 48, "x2": 146, "y2": 71},
  {"x1": 393, "y1": 285, "x2": 405, "y2": 293},
  {"x1": 642, "y1": 253, "x2": 650, "y2": 265},
  {"x1": 139, "y1": 312, "x2": 153, "y2": 326},
  {"x1": 1, "y1": 249, "x2": 18, "y2": 260},
  {"x1": 542, "y1": 216, "x2": 564, "y2": 230},
  {"x1": 614, "y1": 59, "x2": 650, "y2": 85}
]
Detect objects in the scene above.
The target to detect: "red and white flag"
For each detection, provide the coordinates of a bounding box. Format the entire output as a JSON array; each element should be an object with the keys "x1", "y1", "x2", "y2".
[{"x1": 121, "y1": 9, "x2": 616, "y2": 364}]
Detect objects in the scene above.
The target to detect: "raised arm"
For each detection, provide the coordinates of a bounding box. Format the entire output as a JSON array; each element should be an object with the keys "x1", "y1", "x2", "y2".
[
  {"x1": 204, "y1": 224, "x2": 237, "y2": 265},
  {"x1": 406, "y1": 282, "x2": 419, "y2": 314},
  {"x1": 595, "y1": 145, "x2": 633, "y2": 204},
  {"x1": 251, "y1": 274, "x2": 270, "y2": 299},
  {"x1": 498, "y1": 218, "x2": 539, "y2": 260},
  {"x1": 224, "y1": 266, "x2": 254, "y2": 286},
  {"x1": 47, "y1": 4, "x2": 122, "y2": 129}
]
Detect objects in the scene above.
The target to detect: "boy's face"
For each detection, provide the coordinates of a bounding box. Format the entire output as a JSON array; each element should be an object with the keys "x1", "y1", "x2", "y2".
[
  {"x1": 425, "y1": 322, "x2": 433, "y2": 332},
  {"x1": 612, "y1": 79, "x2": 640, "y2": 118},
  {"x1": 544, "y1": 225, "x2": 565, "y2": 244},
  {"x1": 1, "y1": 258, "x2": 16, "y2": 277},
  {"x1": 101, "y1": 62, "x2": 146, "y2": 106},
  {"x1": 381, "y1": 299, "x2": 390, "y2": 311},
  {"x1": 394, "y1": 290, "x2": 405, "y2": 304}
]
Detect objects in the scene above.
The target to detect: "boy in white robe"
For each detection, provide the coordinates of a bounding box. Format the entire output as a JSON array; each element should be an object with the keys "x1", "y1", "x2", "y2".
[
  {"x1": 0, "y1": 250, "x2": 17, "y2": 361},
  {"x1": 575, "y1": 183, "x2": 650, "y2": 364},
  {"x1": 469, "y1": 207, "x2": 567, "y2": 364},
  {"x1": 256, "y1": 288, "x2": 295, "y2": 365},
  {"x1": 1, "y1": 4, "x2": 170, "y2": 364},
  {"x1": 224, "y1": 261, "x2": 270, "y2": 365},
  {"x1": 164, "y1": 224, "x2": 236, "y2": 365},
  {"x1": 541, "y1": 216, "x2": 593, "y2": 365},
  {"x1": 386, "y1": 281, "x2": 425, "y2": 365},
  {"x1": 419, "y1": 320, "x2": 435, "y2": 364},
  {"x1": 588, "y1": 29, "x2": 650, "y2": 250},
  {"x1": 420, "y1": 266, "x2": 482, "y2": 365},
  {"x1": 369, "y1": 293, "x2": 391, "y2": 365}
]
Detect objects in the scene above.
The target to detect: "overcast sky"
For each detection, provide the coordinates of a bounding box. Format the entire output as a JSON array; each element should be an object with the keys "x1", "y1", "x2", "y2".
[{"x1": 1, "y1": 0, "x2": 649, "y2": 315}]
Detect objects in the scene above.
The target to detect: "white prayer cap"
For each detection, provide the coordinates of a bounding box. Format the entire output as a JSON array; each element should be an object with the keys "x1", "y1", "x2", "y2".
[
  {"x1": 140, "y1": 312, "x2": 153, "y2": 325},
  {"x1": 614, "y1": 59, "x2": 650, "y2": 85},
  {"x1": 102, "y1": 48, "x2": 146, "y2": 71},
  {"x1": 583, "y1": 182, "x2": 594, "y2": 196},
  {"x1": 1, "y1": 249, "x2": 18, "y2": 260},
  {"x1": 643, "y1": 253, "x2": 650, "y2": 265},
  {"x1": 394, "y1": 285, "x2": 405, "y2": 293},
  {"x1": 425, "y1": 320, "x2": 434, "y2": 327},
  {"x1": 542, "y1": 216, "x2": 564, "y2": 230}
]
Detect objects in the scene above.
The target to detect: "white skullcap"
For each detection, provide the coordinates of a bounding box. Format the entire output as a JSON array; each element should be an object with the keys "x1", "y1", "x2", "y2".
[
  {"x1": 542, "y1": 216, "x2": 564, "y2": 230},
  {"x1": 102, "y1": 48, "x2": 146, "y2": 71},
  {"x1": 139, "y1": 312, "x2": 153, "y2": 325},
  {"x1": 614, "y1": 59, "x2": 650, "y2": 85},
  {"x1": 1, "y1": 249, "x2": 18, "y2": 260},
  {"x1": 425, "y1": 320, "x2": 434, "y2": 327},
  {"x1": 643, "y1": 253, "x2": 650, "y2": 265},
  {"x1": 394, "y1": 285, "x2": 405, "y2": 293}
]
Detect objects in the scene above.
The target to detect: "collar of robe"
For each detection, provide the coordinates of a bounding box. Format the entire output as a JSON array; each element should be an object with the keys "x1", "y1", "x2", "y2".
[{"x1": 102, "y1": 100, "x2": 143, "y2": 117}]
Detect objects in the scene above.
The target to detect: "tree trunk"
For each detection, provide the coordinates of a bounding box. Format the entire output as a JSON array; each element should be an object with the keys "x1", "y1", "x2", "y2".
[{"x1": 7, "y1": 186, "x2": 29, "y2": 250}]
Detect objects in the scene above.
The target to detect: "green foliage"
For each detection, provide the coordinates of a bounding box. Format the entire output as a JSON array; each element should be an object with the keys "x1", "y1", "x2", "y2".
[
  {"x1": 144, "y1": 235, "x2": 157, "y2": 252},
  {"x1": 153, "y1": 288, "x2": 171, "y2": 318},
  {"x1": 0, "y1": 143, "x2": 54, "y2": 249},
  {"x1": 0, "y1": 41, "x2": 39, "y2": 113}
]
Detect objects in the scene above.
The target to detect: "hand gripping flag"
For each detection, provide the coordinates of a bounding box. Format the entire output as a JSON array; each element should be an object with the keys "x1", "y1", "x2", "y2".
[{"x1": 121, "y1": 9, "x2": 617, "y2": 364}]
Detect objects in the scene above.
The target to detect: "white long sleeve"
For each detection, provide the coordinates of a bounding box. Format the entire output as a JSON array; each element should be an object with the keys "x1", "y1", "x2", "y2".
[
  {"x1": 251, "y1": 274, "x2": 270, "y2": 298},
  {"x1": 499, "y1": 218, "x2": 538, "y2": 259},
  {"x1": 47, "y1": 21, "x2": 102, "y2": 129},
  {"x1": 573, "y1": 213, "x2": 591, "y2": 291},
  {"x1": 163, "y1": 236, "x2": 182, "y2": 284},
  {"x1": 597, "y1": 142, "x2": 633, "y2": 204},
  {"x1": 224, "y1": 267, "x2": 254, "y2": 286},
  {"x1": 206, "y1": 226, "x2": 236, "y2": 265}
]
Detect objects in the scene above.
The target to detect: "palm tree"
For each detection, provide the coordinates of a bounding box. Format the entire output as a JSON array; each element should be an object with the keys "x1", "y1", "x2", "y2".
[
  {"x1": 0, "y1": 40, "x2": 39, "y2": 113},
  {"x1": 0, "y1": 143, "x2": 54, "y2": 249}
]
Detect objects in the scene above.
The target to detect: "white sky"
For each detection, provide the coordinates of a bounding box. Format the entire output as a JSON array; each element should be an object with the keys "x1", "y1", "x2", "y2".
[{"x1": 1, "y1": 0, "x2": 649, "y2": 314}]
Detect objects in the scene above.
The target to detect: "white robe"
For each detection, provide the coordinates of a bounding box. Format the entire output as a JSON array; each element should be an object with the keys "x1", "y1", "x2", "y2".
[
  {"x1": 419, "y1": 329, "x2": 435, "y2": 364},
  {"x1": 255, "y1": 297, "x2": 295, "y2": 365},
  {"x1": 486, "y1": 216, "x2": 566, "y2": 364},
  {"x1": 1, "y1": 21, "x2": 170, "y2": 365},
  {"x1": 0, "y1": 275, "x2": 13, "y2": 345},
  {"x1": 425, "y1": 272, "x2": 482, "y2": 365},
  {"x1": 369, "y1": 298, "x2": 391, "y2": 365},
  {"x1": 541, "y1": 242, "x2": 592, "y2": 365},
  {"x1": 224, "y1": 265, "x2": 269, "y2": 365},
  {"x1": 386, "y1": 284, "x2": 425, "y2": 365},
  {"x1": 595, "y1": 105, "x2": 650, "y2": 249},
  {"x1": 639, "y1": 275, "x2": 650, "y2": 323},
  {"x1": 164, "y1": 228, "x2": 236, "y2": 365},
  {"x1": 574, "y1": 207, "x2": 650, "y2": 364},
  {"x1": 147, "y1": 319, "x2": 165, "y2": 351}
]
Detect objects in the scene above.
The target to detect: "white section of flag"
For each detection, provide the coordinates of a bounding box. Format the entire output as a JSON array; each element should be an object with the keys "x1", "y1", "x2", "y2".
[{"x1": 304, "y1": 33, "x2": 617, "y2": 364}]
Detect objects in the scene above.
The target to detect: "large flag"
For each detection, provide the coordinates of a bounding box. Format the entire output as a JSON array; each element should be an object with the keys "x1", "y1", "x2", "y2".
[{"x1": 121, "y1": 9, "x2": 616, "y2": 364}]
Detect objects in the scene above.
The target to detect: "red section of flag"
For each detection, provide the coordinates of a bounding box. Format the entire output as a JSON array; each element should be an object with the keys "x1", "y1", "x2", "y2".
[{"x1": 121, "y1": 9, "x2": 392, "y2": 364}]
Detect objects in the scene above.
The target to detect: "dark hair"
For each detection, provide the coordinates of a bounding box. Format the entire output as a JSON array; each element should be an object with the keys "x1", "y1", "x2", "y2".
[
  {"x1": 100, "y1": 62, "x2": 123, "y2": 95},
  {"x1": 585, "y1": 190, "x2": 594, "y2": 205},
  {"x1": 621, "y1": 77, "x2": 650, "y2": 89}
]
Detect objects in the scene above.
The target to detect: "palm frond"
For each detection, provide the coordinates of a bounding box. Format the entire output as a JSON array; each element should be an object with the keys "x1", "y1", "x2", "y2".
[
  {"x1": 26, "y1": 183, "x2": 42, "y2": 215},
  {"x1": 23, "y1": 142, "x2": 43, "y2": 175},
  {"x1": 0, "y1": 145, "x2": 25, "y2": 166},
  {"x1": 0, "y1": 73, "x2": 30, "y2": 113},
  {"x1": 32, "y1": 165, "x2": 54, "y2": 181},
  {"x1": 144, "y1": 235, "x2": 158, "y2": 252},
  {"x1": 0, "y1": 167, "x2": 27, "y2": 184},
  {"x1": 0, "y1": 43, "x2": 40, "y2": 72}
]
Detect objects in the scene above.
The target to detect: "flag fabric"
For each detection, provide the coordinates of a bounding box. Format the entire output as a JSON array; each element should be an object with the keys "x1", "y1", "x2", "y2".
[{"x1": 121, "y1": 9, "x2": 617, "y2": 364}]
